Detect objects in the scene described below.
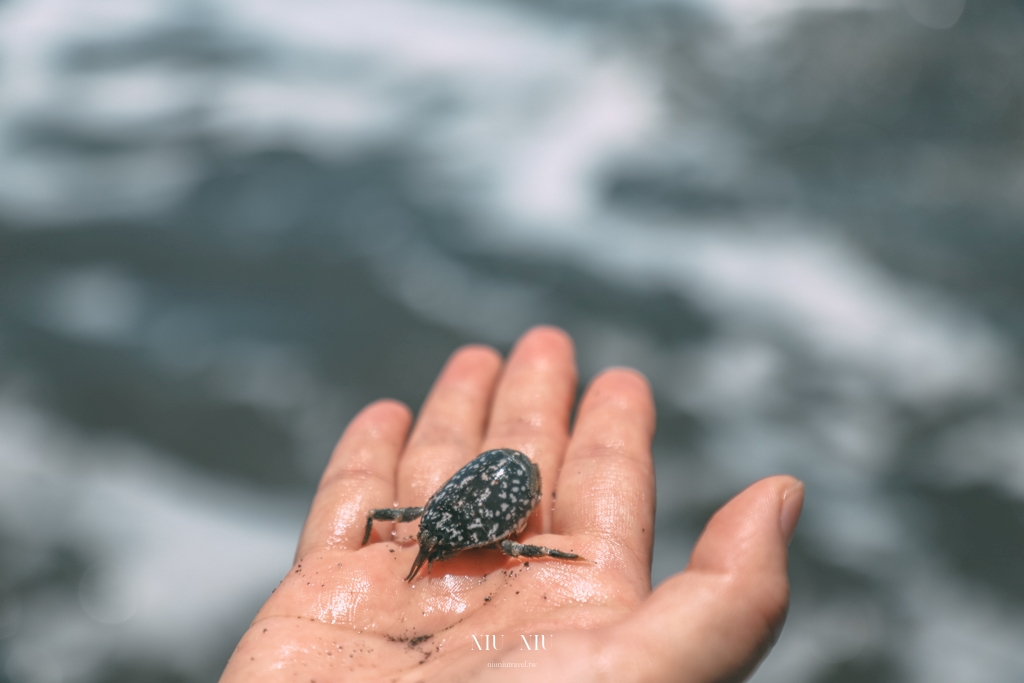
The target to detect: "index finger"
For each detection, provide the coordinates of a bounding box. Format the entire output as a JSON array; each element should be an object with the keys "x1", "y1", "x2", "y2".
[{"x1": 295, "y1": 399, "x2": 411, "y2": 557}]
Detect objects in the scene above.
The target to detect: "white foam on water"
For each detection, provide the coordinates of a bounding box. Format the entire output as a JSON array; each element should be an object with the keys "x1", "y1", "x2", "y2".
[
  {"x1": 929, "y1": 403, "x2": 1024, "y2": 499},
  {"x1": 906, "y1": 570, "x2": 1024, "y2": 683},
  {"x1": 0, "y1": 0, "x2": 660, "y2": 227},
  {"x1": 0, "y1": 0, "x2": 199, "y2": 222},
  {"x1": 472, "y1": 219, "x2": 1011, "y2": 406},
  {"x1": 29, "y1": 266, "x2": 145, "y2": 345},
  {"x1": 0, "y1": 397, "x2": 302, "y2": 682}
]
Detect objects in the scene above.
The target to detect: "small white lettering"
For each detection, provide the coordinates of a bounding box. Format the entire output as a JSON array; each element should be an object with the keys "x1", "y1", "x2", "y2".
[
  {"x1": 471, "y1": 634, "x2": 504, "y2": 651},
  {"x1": 520, "y1": 634, "x2": 552, "y2": 651}
]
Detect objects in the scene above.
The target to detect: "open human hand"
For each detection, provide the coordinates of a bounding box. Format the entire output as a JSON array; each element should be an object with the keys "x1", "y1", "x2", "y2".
[{"x1": 220, "y1": 326, "x2": 804, "y2": 682}]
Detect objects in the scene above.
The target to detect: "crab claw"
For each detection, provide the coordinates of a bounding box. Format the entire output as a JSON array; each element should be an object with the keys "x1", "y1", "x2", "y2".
[{"x1": 405, "y1": 546, "x2": 432, "y2": 582}]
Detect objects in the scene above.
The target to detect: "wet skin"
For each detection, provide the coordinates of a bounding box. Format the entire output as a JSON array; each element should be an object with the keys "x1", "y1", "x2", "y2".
[{"x1": 220, "y1": 326, "x2": 804, "y2": 683}]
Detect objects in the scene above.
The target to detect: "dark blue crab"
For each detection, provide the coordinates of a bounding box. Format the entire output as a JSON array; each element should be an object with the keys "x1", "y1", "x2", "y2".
[{"x1": 362, "y1": 448, "x2": 582, "y2": 581}]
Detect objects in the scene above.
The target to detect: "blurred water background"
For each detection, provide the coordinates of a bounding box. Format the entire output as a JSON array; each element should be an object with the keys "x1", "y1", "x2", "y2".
[{"x1": 1, "y1": 0, "x2": 1023, "y2": 681}]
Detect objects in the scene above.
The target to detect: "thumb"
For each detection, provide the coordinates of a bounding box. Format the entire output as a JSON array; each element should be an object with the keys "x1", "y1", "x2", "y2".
[{"x1": 609, "y1": 475, "x2": 804, "y2": 683}]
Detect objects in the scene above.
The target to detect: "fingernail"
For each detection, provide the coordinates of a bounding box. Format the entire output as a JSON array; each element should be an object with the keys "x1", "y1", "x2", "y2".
[{"x1": 779, "y1": 480, "x2": 805, "y2": 546}]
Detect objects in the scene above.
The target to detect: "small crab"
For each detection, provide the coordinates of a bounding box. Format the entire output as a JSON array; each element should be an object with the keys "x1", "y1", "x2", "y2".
[{"x1": 362, "y1": 448, "x2": 582, "y2": 581}]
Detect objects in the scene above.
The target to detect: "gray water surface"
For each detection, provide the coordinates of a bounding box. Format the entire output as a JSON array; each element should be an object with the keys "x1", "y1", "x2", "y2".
[{"x1": 1, "y1": 0, "x2": 1023, "y2": 681}]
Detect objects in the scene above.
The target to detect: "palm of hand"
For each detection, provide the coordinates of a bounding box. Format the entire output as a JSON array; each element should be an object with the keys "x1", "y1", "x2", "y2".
[
  {"x1": 244, "y1": 530, "x2": 636, "y2": 680},
  {"x1": 221, "y1": 328, "x2": 801, "y2": 683}
]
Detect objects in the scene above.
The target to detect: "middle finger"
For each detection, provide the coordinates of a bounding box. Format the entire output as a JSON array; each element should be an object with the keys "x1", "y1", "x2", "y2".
[
  {"x1": 479, "y1": 326, "x2": 577, "y2": 534},
  {"x1": 396, "y1": 344, "x2": 503, "y2": 506}
]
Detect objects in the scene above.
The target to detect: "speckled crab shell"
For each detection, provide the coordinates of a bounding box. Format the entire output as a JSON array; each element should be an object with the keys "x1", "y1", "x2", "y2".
[{"x1": 409, "y1": 448, "x2": 541, "y2": 576}]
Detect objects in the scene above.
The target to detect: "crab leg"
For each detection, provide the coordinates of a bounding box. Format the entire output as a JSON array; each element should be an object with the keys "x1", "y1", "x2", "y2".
[
  {"x1": 362, "y1": 507, "x2": 424, "y2": 545},
  {"x1": 499, "y1": 539, "x2": 582, "y2": 561}
]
